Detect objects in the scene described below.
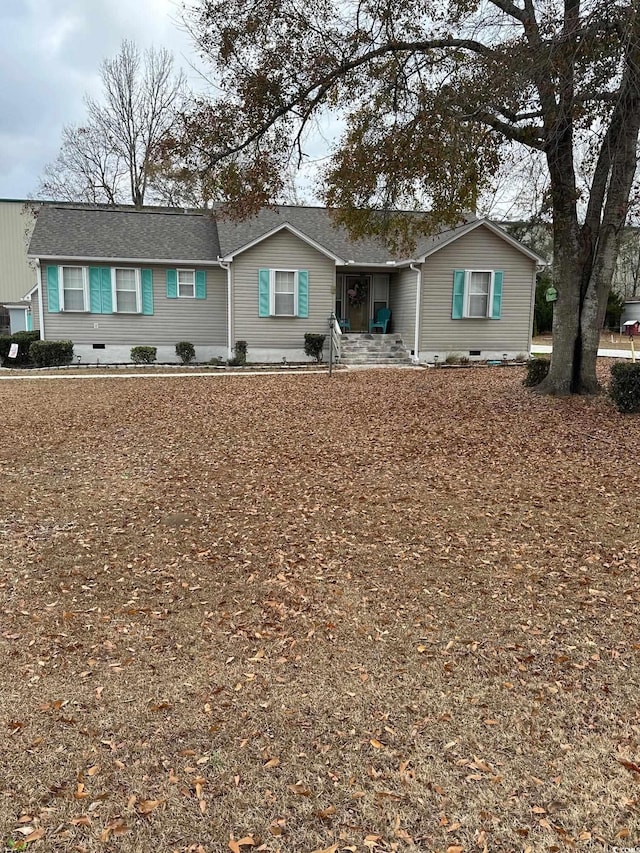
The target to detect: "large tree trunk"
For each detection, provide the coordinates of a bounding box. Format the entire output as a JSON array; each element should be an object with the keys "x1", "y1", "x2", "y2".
[
  {"x1": 536, "y1": 7, "x2": 640, "y2": 396},
  {"x1": 535, "y1": 119, "x2": 583, "y2": 395}
]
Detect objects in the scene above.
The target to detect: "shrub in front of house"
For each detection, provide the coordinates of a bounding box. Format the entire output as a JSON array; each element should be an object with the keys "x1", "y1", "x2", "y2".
[
  {"x1": 29, "y1": 340, "x2": 74, "y2": 368},
  {"x1": 175, "y1": 341, "x2": 196, "y2": 364},
  {"x1": 304, "y1": 333, "x2": 326, "y2": 363},
  {"x1": 228, "y1": 340, "x2": 247, "y2": 366},
  {"x1": 523, "y1": 357, "x2": 550, "y2": 387},
  {"x1": 610, "y1": 363, "x2": 640, "y2": 413},
  {"x1": 0, "y1": 335, "x2": 12, "y2": 366},
  {"x1": 0, "y1": 331, "x2": 41, "y2": 367},
  {"x1": 130, "y1": 346, "x2": 157, "y2": 365}
]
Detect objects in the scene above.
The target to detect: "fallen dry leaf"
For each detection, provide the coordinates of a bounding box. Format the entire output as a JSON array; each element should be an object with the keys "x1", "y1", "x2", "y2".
[
  {"x1": 136, "y1": 799, "x2": 162, "y2": 815},
  {"x1": 228, "y1": 836, "x2": 256, "y2": 853},
  {"x1": 287, "y1": 783, "x2": 311, "y2": 796},
  {"x1": 24, "y1": 828, "x2": 45, "y2": 843},
  {"x1": 101, "y1": 819, "x2": 128, "y2": 841}
]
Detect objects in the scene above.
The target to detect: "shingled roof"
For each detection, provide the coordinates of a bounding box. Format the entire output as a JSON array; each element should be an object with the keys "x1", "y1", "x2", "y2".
[
  {"x1": 28, "y1": 202, "x2": 542, "y2": 266},
  {"x1": 28, "y1": 205, "x2": 221, "y2": 262}
]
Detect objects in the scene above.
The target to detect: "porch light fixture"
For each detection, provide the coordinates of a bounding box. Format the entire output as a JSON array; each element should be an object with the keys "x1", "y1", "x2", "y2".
[
  {"x1": 433, "y1": 355, "x2": 439, "y2": 366},
  {"x1": 502, "y1": 353, "x2": 508, "y2": 363}
]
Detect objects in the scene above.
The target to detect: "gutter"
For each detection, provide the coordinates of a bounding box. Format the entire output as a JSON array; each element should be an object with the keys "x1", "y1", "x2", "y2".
[
  {"x1": 35, "y1": 260, "x2": 45, "y2": 340},
  {"x1": 410, "y1": 262, "x2": 421, "y2": 363},
  {"x1": 217, "y1": 258, "x2": 232, "y2": 359},
  {"x1": 28, "y1": 254, "x2": 221, "y2": 266}
]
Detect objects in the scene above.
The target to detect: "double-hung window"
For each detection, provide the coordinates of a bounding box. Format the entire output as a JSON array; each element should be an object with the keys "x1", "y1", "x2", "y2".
[
  {"x1": 113, "y1": 268, "x2": 140, "y2": 313},
  {"x1": 47, "y1": 265, "x2": 153, "y2": 315},
  {"x1": 467, "y1": 271, "x2": 492, "y2": 318},
  {"x1": 274, "y1": 270, "x2": 296, "y2": 316},
  {"x1": 258, "y1": 268, "x2": 309, "y2": 318},
  {"x1": 178, "y1": 269, "x2": 195, "y2": 298},
  {"x1": 452, "y1": 269, "x2": 503, "y2": 319},
  {"x1": 61, "y1": 266, "x2": 87, "y2": 311}
]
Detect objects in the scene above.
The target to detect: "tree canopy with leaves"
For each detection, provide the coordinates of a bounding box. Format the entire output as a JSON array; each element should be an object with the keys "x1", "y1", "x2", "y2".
[
  {"x1": 38, "y1": 40, "x2": 195, "y2": 208},
  {"x1": 178, "y1": 0, "x2": 640, "y2": 394}
]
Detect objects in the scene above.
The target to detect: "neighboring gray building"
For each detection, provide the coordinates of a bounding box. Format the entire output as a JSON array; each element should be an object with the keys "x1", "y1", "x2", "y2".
[
  {"x1": 27, "y1": 203, "x2": 543, "y2": 363},
  {"x1": 0, "y1": 199, "x2": 40, "y2": 334}
]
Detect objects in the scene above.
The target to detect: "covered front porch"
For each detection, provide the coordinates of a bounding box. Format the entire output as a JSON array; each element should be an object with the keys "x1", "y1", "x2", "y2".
[{"x1": 334, "y1": 269, "x2": 393, "y2": 333}]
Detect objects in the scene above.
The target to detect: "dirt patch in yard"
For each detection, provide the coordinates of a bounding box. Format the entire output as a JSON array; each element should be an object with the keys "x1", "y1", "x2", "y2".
[{"x1": 1, "y1": 366, "x2": 639, "y2": 851}]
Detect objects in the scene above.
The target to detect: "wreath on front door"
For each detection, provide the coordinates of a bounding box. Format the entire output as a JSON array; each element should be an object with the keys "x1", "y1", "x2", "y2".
[{"x1": 347, "y1": 278, "x2": 367, "y2": 307}]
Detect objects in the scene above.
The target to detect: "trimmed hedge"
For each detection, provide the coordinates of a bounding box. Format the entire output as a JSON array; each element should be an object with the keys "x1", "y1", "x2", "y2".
[
  {"x1": 228, "y1": 340, "x2": 247, "y2": 366},
  {"x1": 29, "y1": 340, "x2": 74, "y2": 367},
  {"x1": 175, "y1": 341, "x2": 196, "y2": 365},
  {"x1": 523, "y1": 357, "x2": 550, "y2": 387},
  {"x1": 304, "y1": 333, "x2": 326, "y2": 363},
  {"x1": 130, "y1": 346, "x2": 157, "y2": 364},
  {"x1": 610, "y1": 363, "x2": 640, "y2": 413},
  {"x1": 0, "y1": 331, "x2": 40, "y2": 367}
]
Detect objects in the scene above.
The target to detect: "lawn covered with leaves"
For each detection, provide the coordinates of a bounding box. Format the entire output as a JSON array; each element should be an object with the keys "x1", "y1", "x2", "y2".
[{"x1": 1, "y1": 367, "x2": 639, "y2": 852}]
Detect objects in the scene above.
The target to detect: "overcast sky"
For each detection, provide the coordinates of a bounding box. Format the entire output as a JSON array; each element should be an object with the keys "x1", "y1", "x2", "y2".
[{"x1": 0, "y1": 0, "x2": 203, "y2": 200}]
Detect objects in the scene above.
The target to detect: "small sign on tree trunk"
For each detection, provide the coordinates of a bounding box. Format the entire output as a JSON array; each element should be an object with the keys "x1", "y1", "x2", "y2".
[{"x1": 545, "y1": 286, "x2": 558, "y2": 303}]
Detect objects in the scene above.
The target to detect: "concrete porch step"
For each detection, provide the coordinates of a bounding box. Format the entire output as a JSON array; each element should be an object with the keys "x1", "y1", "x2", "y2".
[
  {"x1": 340, "y1": 356, "x2": 414, "y2": 365},
  {"x1": 338, "y1": 331, "x2": 412, "y2": 366}
]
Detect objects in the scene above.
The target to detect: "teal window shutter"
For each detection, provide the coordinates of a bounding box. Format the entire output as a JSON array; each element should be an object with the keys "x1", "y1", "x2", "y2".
[
  {"x1": 89, "y1": 268, "x2": 113, "y2": 313},
  {"x1": 101, "y1": 268, "x2": 113, "y2": 313},
  {"x1": 452, "y1": 270, "x2": 465, "y2": 319},
  {"x1": 491, "y1": 271, "x2": 504, "y2": 319},
  {"x1": 26, "y1": 312, "x2": 33, "y2": 332},
  {"x1": 89, "y1": 268, "x2": 102, "y2": 313},
  {"x1": 195, "y1": 270, "x2": 207, "y2": 299},
  {"x1": 297, "y1": 270, "x2": 309, "y2": 318},
  {"x1": 166, "y1": 269, "x2": 178, "y2": 298},
  {"x1": 258, "y1": 268, "x2": 270, "y2": 317},
  {"x1": 47, "y1": 266, "x2": 60, "y2": 313},
  {"x1": 141, "y1": 269, "x2": 154, "y2": 315}
]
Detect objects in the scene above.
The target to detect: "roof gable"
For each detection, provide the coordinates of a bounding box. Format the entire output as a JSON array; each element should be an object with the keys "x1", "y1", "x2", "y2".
[
  {"x1": 415, "y1": 218, "x2": 545, "y2": 264},
  {"x1": 221, "y1": 221, "x2": 346, "y2": 263},
  {"x1": 215, "y1": 206, "x2": 402, "y2": 265}
]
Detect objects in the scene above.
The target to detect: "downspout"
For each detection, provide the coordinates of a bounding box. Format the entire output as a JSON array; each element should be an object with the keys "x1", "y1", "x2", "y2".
[
  {"x1": 217, "y1": 258, "x2": 232, "y2": 359},
  {"x1": 35, "y1": 260, "x2": 45, "y2": 340},
  {"x1": 410, "y1": 262, "x2": 422, "y2": 363}
]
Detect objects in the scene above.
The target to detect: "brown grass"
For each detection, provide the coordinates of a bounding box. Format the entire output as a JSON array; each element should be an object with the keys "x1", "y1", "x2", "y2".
[{"x1": 1, "y1": 366, "x2": 640, "y2": 852}]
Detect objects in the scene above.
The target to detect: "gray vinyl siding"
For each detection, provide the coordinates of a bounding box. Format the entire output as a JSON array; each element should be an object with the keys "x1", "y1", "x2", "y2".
[
  {"x1": 420, "y1": 225, "x2": 536, "y2": 352},
  {"x1": 40, "y1": 261, "x2": 227, "y2": 346},
  {"x1": 231, "y1": 229, "x2": 335, "y2": 348},
  {"x1": 389, "y1": 267, "x2": 417, "y2": 347},
  {"x1": 30, "y1": 289, "x2": 40, "y2": 332}
]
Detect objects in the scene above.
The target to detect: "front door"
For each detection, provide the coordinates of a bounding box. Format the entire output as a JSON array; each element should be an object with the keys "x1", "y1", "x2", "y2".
[{"x1": 345, "y1": 275, "x2": 370, "y2": 331}]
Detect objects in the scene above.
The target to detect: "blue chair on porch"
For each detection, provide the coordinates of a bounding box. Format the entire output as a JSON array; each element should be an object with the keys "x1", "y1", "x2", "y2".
[
  {"x1": 338, "y1": 317, "x2": 351, "y2": 332},
  {"x1": 369, "y1": 307, "x2": 391, "y2": 333}
]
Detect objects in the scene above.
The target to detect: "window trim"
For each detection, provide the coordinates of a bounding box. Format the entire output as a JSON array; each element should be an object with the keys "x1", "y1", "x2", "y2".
[
  {"x1": 270, "y1": 268, "x2": 299, "y2": 317},
  {"x1": 111, "y1": 267, "x2": 141, "y2": 314},
  {"x1": 177, "y1": 268, "x2": 196, "y2": 299},
  {"x1": 464, "y1": 269, "x2": 494, "y2": 319},
  {"x1": 60, "y1": 265, "x2": 88, "y2": 312}
]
